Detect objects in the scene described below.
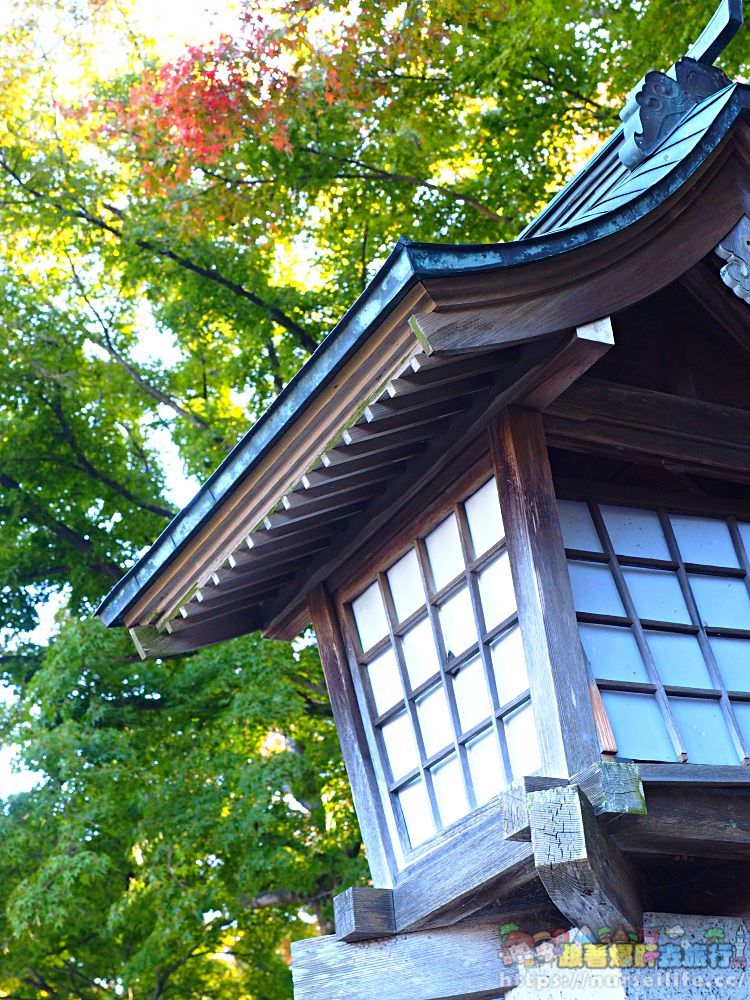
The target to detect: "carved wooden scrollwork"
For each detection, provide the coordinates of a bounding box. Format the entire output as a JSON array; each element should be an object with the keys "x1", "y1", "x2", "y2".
[
  {"x1": 715, "y1": 215, "x2": 750, "y2": 305},
  {"x1": 619, "y1": 58, "x2": 731, "y2": 170}
]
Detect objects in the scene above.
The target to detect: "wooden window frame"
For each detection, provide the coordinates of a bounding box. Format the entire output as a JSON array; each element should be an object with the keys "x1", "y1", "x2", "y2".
[{"x1": 312, "y1": 411, "x2": 602, "y2": 879}]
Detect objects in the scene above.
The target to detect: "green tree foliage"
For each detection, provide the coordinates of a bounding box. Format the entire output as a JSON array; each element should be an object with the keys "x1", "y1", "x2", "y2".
[{"x1": 0, "y1": 0, "x2": 747, "y2": 995}]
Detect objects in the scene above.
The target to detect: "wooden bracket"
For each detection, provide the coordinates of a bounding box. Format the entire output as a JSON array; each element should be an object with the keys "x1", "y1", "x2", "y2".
[
  {"x1": 573, "y1": 761, "x2": 646, "y2": 818},
  {"x1": 528, "y1": 784, "x2": 643, "y2": 935},
  {"x1": 333, "y1": 887, "x2": 395, "y2": 942},
  {"x1": 500, "y1": 775, "x2": 569, "y2": 842}
]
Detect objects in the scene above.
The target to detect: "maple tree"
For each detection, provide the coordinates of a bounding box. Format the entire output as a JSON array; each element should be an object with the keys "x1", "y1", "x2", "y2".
[{"x1": 0, "y1": 0, "x2": 747, "y2": 996}]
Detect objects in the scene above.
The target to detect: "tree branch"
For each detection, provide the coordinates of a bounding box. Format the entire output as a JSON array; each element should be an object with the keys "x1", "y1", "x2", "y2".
[
  {"x1": 0, "y1": 154, "x2": 319, "y2": 355},
  {"x1": 0, "y1": 470, "x2": 123, "y2": 582},
  {"x1": 64, "y1": 254, "x2": 215, "y2": 434},
  {"x1": 298, "y1": 144, "x2": 511, "y2": 223},
  {"x1": 45, "y1": 391, "x2": 176, "y2": 520}
]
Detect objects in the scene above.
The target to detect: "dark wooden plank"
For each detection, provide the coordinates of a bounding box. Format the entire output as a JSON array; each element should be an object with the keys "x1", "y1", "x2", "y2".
[
  {"x1": 266, "y1": 336, "x2": 569, "y2": 637},
  {"x1": 308, "y1": 584, "x2": 395, "y2": 887},
  {"x1": 519, "y1": 318, "x2": 613, "y2": 410},
  {"x1": 409, "y1": 307, "x2": 558, "y2": 355},
  {"x1": 333, "y1": 887, "x2": 395, "y2": 942},
  {"x1": 490, "y1": 407, "x2": 600, "y2": 777},
  {"x1": 291, "y1": 921, "x2": 519, "y2": 1000},
  {"x1": 528, "y1": 784, "x2": 643, "y2": 934},
  {"x1": 546, "y1": 377, "x2": 750, "y2": 482},
  {"x1": 611, "y1": 785, "x2": 750, "y2": 860}
]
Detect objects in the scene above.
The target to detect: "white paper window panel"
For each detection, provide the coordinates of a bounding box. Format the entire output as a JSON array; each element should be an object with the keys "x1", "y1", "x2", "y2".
[
  {"x1": 645, "y1": 631, "x2": 713, "y2": 689},
  {"x1": 367, "y1": 648, "x2": 404, "y2": 715},
  {"x1": 352, "y1": 582, "x2": 389, "y2": 652},
  {"x1": 416, "y1": 684, "x2": 453, "y2": 758},
  {"x1": 398, "y1": 780, "x2": 435, "y2": 849},
  {"x1": 467, "y1": 729, "x2": 506, "y2": 804},
  {"x1": 731, "y1": 701, "x2": 750, "y2": 752},
  {"x1": 431, "y1": 754, "x2": 470, "y2": 827},
  {"x1": 504, "y1": 702, "x2": 541, "y2": 778},
  {"x1": 579, "y1": 623, "x2": 649, "y2": 684},
  {"x1": 387, "y1": 548, "x2": 425, "y2": 623},
  {"x1": 623, "y1": 567, "x2": 691, "y2": 625},
  {"x1": 381, "y1": 712, "x2": 419, "y2": 781},
  {"x1": 670, "y1": 514, "x2": 739, "y2": 568},
  {"x1": 689, "y1": 574, "x2": 750, "y2": 630},
  {"x1": 453, "y1": 656, "x2": 492, "y2": 733},
  {"x1": 711, "y1": 637, "x2": 750, "y2": 691},
  {"x1": 439, "y1": 587, "x2": 478, "y2": 659},
  {"x1": 669, "y1": 697, "x2": 739, "y2": 765},
  {"x1": 425, "y1": 513, "x2": 464, "y2": 591},
  {"x1": 464, "y1": 479, "x2": 504, "y2": 558},
  {"x1": 568, "y1": 561, "x2": 626, "y2": 617},
  {"x1": 557, "y1": 499, "x2": 603, "y2": 553},
  {"x1": 401, "y1": 616, "x2": 441, "y2": 690},
  {"x1": 490, "y1": 626, "x2": 529, "y2": 704},
  {"x1": 600, "y1": 505, "x2": 671, "y2": 560},
  {"x1": 600, "y1": 690, "x2": 677, "y2": 762},
  {"x1": 739, "y1": 523, "x2": 750, "y2": 561},
  {"x1": 478, "y1": 552, "x2": 516, "y2": 629}
]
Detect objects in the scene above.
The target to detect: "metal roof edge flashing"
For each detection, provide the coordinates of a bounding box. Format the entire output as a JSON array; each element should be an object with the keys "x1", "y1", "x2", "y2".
[{"x1": 97, "y1": 85, "x2": 750, "y2": 631}]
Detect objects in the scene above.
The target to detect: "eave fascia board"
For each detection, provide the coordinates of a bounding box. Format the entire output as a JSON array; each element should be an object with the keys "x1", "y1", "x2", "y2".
[{"x1": 96, "y1": 85, "x2": 750, "y2": 632}]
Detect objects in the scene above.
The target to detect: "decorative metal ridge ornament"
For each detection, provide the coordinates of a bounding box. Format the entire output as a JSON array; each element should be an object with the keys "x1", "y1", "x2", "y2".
[
  {"x1": 618, "y1": 0, "x2": 742, "y2": 169},
  {"x1": 715, "y1": 215, "x2": 750, "y2": 303}
]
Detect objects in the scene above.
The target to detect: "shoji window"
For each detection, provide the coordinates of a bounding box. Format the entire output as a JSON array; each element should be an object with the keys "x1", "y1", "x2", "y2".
[
  {"x1": 559, "y1": 499, "x2": 750, "y2": 766},
  {"x1": 345, "y1": 478, "x2": 540, "y2": 852}
]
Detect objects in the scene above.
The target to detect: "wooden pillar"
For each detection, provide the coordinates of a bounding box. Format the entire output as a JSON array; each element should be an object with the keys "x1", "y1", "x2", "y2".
[
  {"x1": 490, "y1": 406, "x2": 600, "y2": 778},
  {"x1": 308, "y1": 583, "x2": 395, "y2": 887}
]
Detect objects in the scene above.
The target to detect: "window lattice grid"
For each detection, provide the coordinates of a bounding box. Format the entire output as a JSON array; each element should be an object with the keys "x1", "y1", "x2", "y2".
[
  {"x1": 346, "y1": 479, "x2": 540, "y2": 851},
  {"x1": 559, "y1": 499, "x2": 750, "y2": 766}
]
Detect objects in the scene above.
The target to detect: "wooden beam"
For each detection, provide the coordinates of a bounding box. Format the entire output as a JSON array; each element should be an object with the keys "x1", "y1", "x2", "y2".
[
  {"x1": 391, "y1": 800, "x2": 534, "y2": 932},
  {"x1": 490, "y1": 407, "x2": 600, "y2": 777},
  {"x1": 610, "y1": 784, "x2": 750, "y2": 860},
  {"x1": 308, "y1": 584, "x2": 395, "y2": 887},
  {"x1": 572, "y1": 762, "x2": 646, "y2": 818},
  {"x1": 291, "y1": 921, "x2": 519, "y2": 1000},
  {"x1": 409, "y1": 307, "x2": 556, "y2": 355},
  {"x1": 528, "y1": 784, "x2": 643, "y2": 934},
  {"x1": 334, "y1": 887, "x2": 395, "y2": 942},
  {"x1": 545, "y1": 376, "x2": 750, "y2": 482},
  {"x1": 500, "y1": 776, "x2": 569, "y2": 842},
  {"x1": 519, "y1": 318, "x2": 613, "y2": 410}
]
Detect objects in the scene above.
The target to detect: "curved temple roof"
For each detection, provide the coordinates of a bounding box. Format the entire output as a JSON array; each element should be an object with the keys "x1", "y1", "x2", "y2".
[{"x1": 97, "y1": 2, "x2": 750, "y2": 655}]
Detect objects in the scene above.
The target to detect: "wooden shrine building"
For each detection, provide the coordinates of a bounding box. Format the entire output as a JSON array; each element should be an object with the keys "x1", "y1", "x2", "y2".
[{"x1": 99, "y1": 3, "x2": 750, "y2": 996}]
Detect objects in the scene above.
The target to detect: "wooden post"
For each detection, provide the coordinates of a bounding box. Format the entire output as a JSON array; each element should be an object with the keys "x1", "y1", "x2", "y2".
[
  {"x1": 528, "y1": 784, "x2": 643, "y2": 935},
  {"x1": 490, "y1": 406, "x2": 600, "y2": 778},
  {"x1": 308, "y1": 584, "x2": 395, "y2": 887}
]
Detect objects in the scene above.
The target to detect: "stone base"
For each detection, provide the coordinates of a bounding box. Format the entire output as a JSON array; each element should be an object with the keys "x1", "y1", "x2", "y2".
[{"x1": 505, "y1": 913, "x2": 749, "y2": 999}]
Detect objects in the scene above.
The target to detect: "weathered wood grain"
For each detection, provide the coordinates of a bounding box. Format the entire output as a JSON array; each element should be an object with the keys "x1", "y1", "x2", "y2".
[
  {"x1": 611, "y1": 785, "x2": 750, "y2": 860},
  {"x1": 528, "y1": 784, "x2": 643, "y2": 934},
  {"x1": 491, "y1": 407, "x2": 600, "y2": 777},
  {"x1": 391, "y1": 797, "x2": 535, "y2": 932},
  {"x1": 334, "y1": 887, "x2": 395, "y2": 942},
  {"x1": 573, "y1": 762, "x2": 646, "y2": 817},
  {"x1": 308, "y1": 584, "x2": 395, "y2": 887},
  {"x1": 292, "y1": 921, "x2": 518, "y2": 1000},
  {"x1": 545, "y1": 376, "x2": 750, "y2": 482},
  {"x1": 500, "y1": 776, "x2": 569, "y2": 842}
]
